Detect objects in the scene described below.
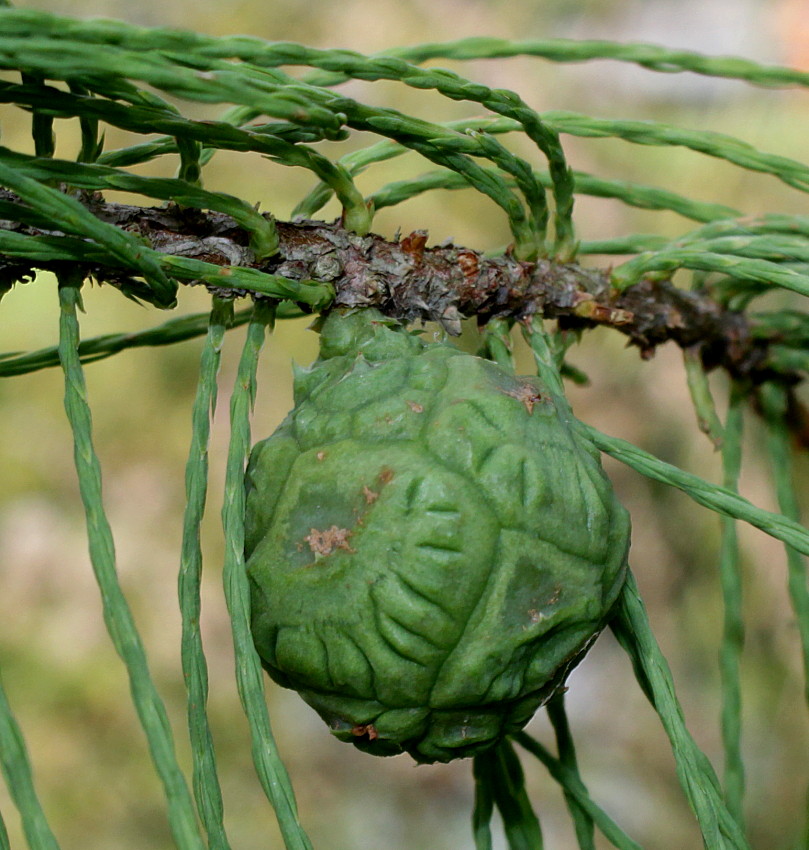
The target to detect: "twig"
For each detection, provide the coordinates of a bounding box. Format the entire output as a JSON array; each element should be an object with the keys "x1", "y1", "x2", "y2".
[{"x1": 0, "y1": 190, "x2": 797, "y2": 386}]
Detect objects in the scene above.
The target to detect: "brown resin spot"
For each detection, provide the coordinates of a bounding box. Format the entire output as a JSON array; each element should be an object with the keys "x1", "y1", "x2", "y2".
[
  {"x1": 400, "y1": 230, "x2": 428, "y2": 262},
  {"x1": 406, "y1": 400, "x2": 424, "y2": 413},
  {"x1": 572, "y1": 292, "x2": 633, "y2": 326},
  {"x1": 523, "y1": 609, "x2": 547, "y2": 631},
  {"x1": 351, "y1": 724, "x2": 379, "y2": 740},
  {"x1": 506, "y1": 382, "x2": 547, "y2": 414},
  {"x1": 362, "y1": 485, "x2": 379, "y2": 505},
  {"x1": 304, "y1": 526, "x2": 355, "y2": 556},
  {"x1": 457, "y1": 249, "x2": 479, "y2": 282},
  {"x1": 378, "y1": 467, "x2": 395, "y2": 485}
]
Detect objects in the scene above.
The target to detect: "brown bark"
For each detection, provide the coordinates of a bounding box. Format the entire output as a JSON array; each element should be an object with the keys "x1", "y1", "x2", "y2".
[{"x1": 0, "y1": 192, "x2": 792, "y2": 385}]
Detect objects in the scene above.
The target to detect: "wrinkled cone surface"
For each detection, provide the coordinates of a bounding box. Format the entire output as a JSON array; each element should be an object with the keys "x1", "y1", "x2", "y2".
[{"x1": 246, "y1": 309, "x2": 630, "y2": 763}]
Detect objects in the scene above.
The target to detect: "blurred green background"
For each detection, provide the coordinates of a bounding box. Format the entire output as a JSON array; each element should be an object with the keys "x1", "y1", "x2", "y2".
[{"x1": 1, "y1": 0, "x2": 808, "y2": 847}]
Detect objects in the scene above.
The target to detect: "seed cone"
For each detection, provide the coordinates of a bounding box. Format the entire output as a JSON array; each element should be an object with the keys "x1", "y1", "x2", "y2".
[{"x1": 246, "y1": 309, "x2": 630, "y2": 763}]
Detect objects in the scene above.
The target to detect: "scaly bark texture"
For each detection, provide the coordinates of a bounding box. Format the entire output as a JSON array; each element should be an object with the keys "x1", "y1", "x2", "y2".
[{"x1": 0, "y1": 191, "x2": 787, "y2": 385}]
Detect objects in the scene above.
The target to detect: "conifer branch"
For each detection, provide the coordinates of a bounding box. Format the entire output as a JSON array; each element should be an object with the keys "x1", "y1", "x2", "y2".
[{"x1": 0, "y1": 190, "x2": 797, "y2": 387}]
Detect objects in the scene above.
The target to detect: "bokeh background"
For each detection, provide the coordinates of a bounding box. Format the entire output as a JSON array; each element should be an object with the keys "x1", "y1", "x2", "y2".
[{"x1": 1, "y1": 0, "x2": 808, "y2": 848}]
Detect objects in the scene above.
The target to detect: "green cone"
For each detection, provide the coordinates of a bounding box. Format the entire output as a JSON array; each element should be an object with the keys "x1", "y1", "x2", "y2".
[{"x1": 246, "y1": 309, "x2": 630, "y2": 763}]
